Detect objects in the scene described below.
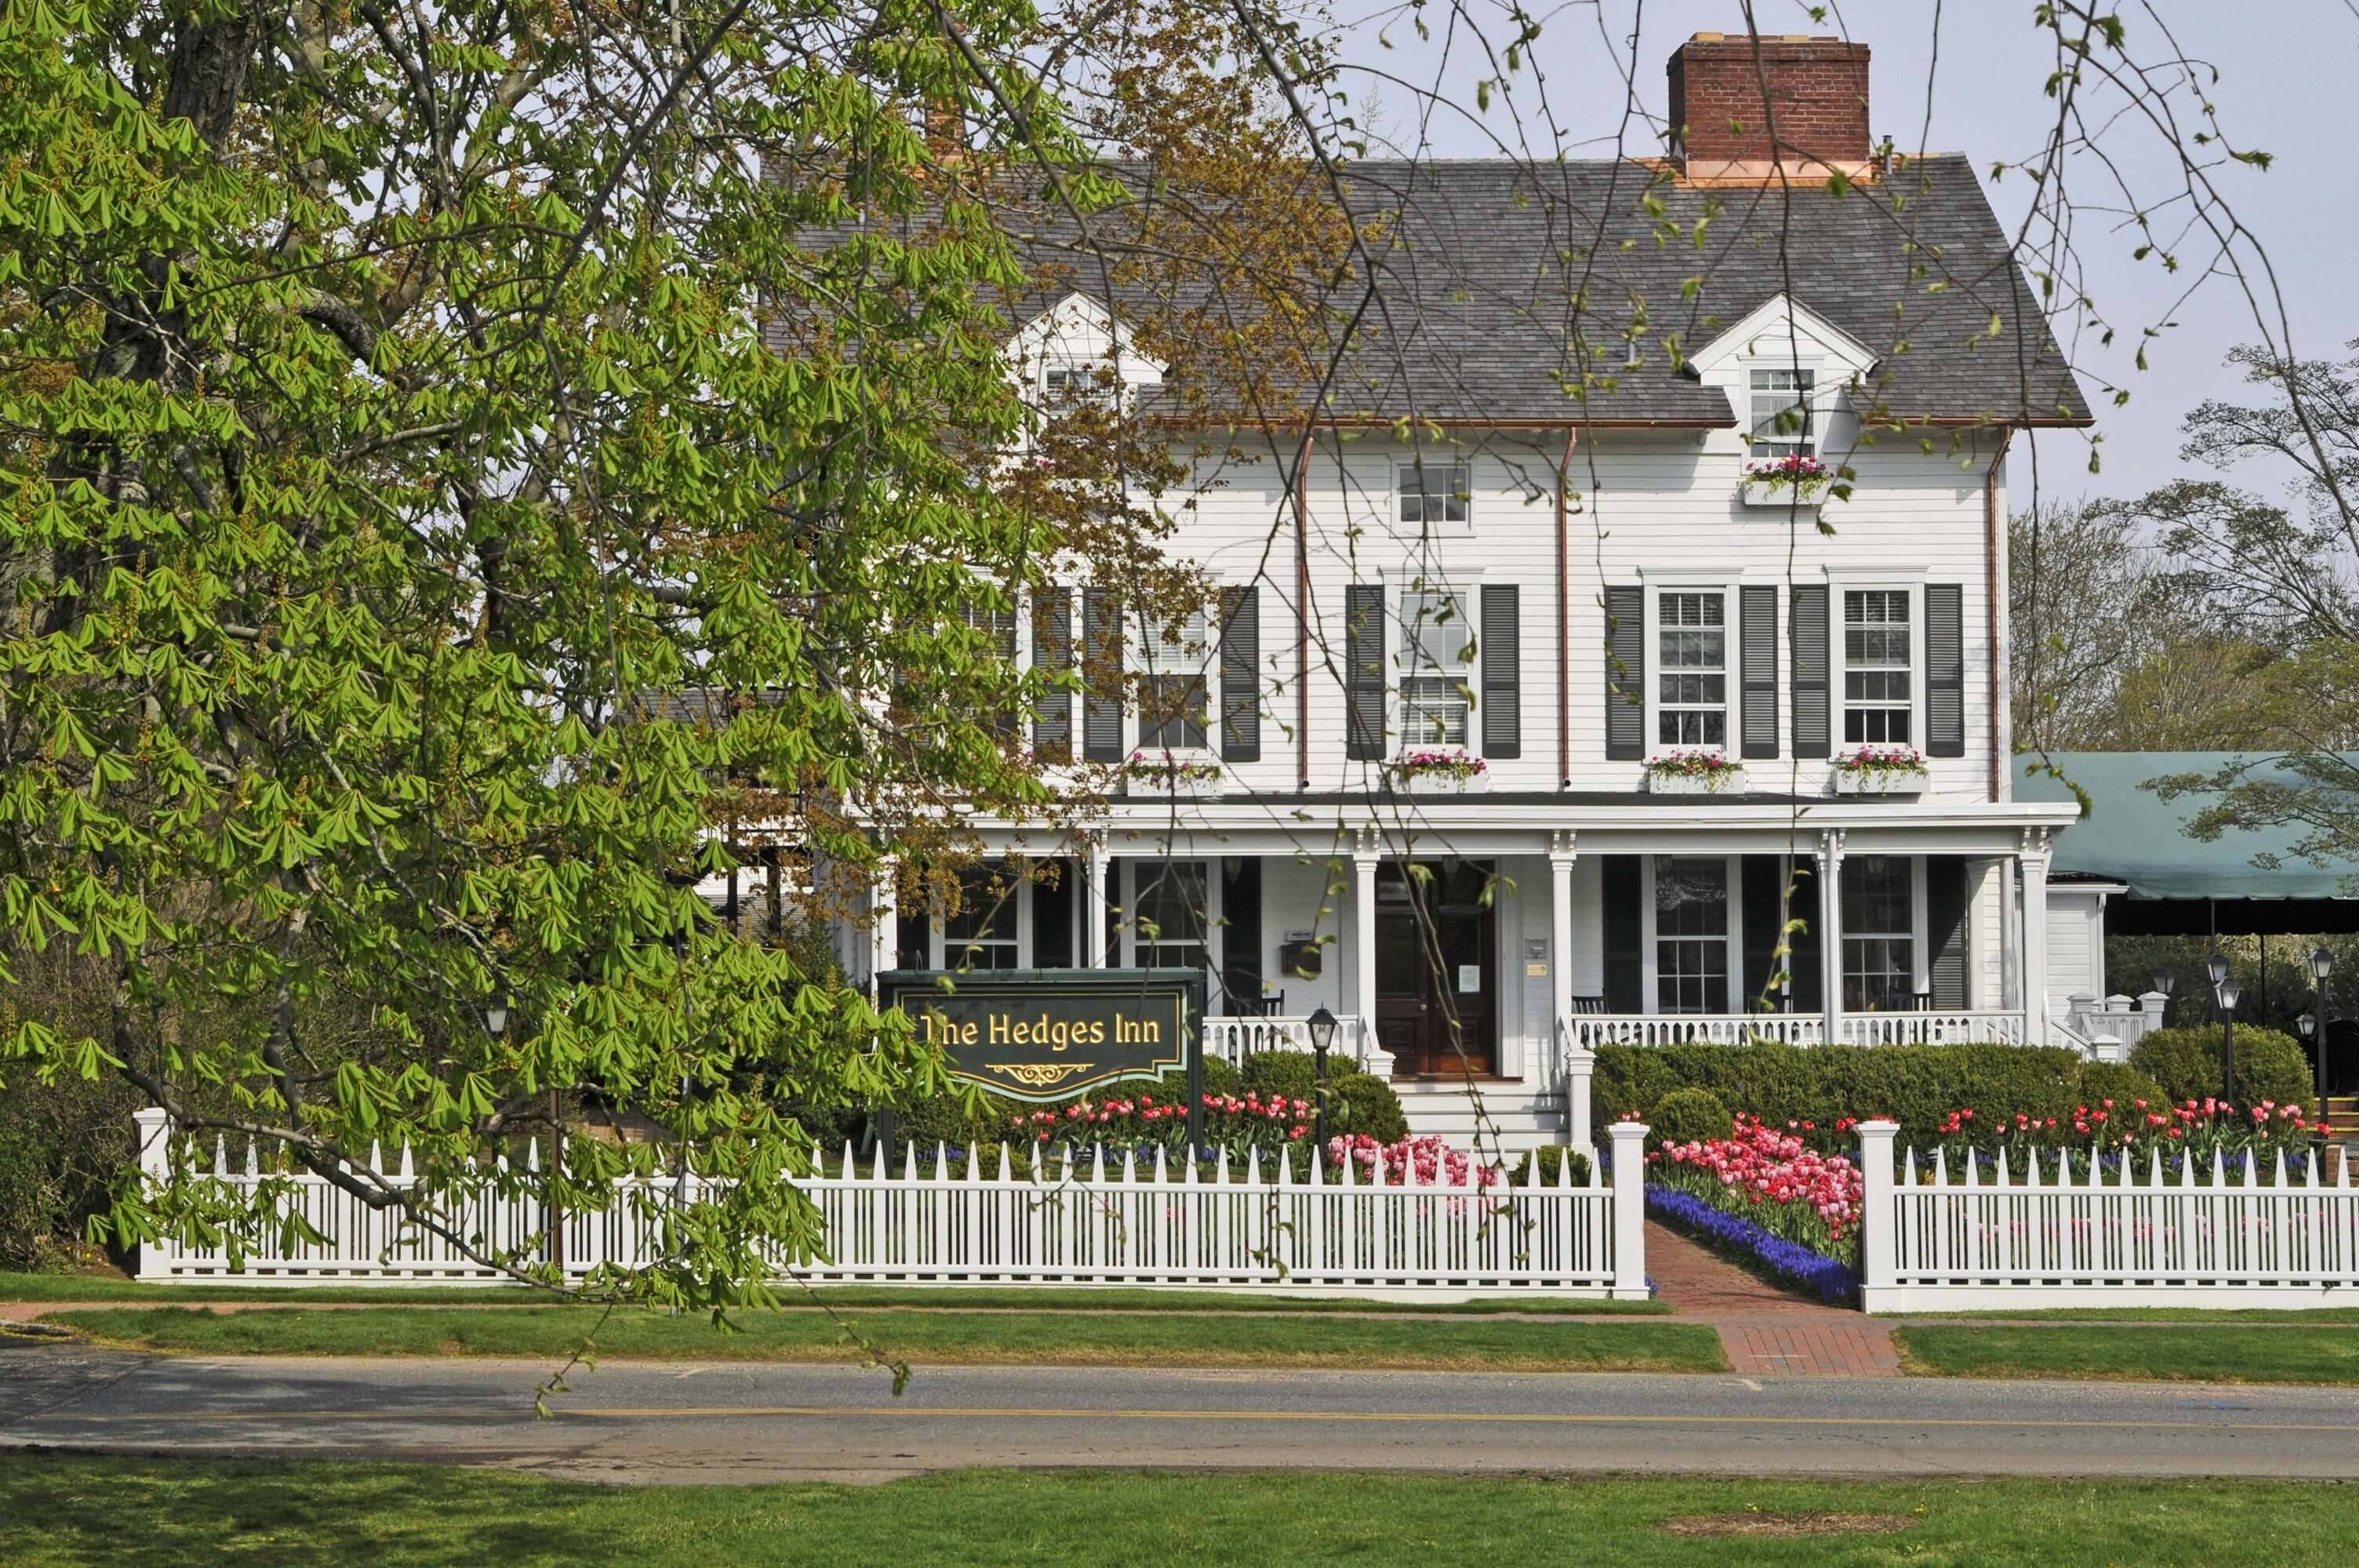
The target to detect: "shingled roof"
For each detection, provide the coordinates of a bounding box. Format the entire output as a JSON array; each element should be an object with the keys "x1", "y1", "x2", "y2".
[{"x1": 972, "y1": 155, "x2": 2090, "y2": 431}]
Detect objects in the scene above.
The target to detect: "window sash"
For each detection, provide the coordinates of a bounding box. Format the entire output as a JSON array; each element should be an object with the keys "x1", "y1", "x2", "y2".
[
  {"x1": 1043, "y1": 361, "x2": 1117, "y2": 407},
  {"x1": 1132, "y1": 861, "x2": 1209, "y2": 972},
  {"x1": 945, "y1": 870, "x2": 1020, "y2": 971},
  {"x1": 1139, "y1": 673, "x2": 1208, "y2": 751},
  {"x1": 1656, "y1": 593, "x2": 1728, "y2": 748},
  {"x1": 1401, "y1": 676, "x2": 1470, "y2": 747},
  {"x1": 1841, "y1": 856, "x2": 1914, "y2": 1011},
  {"x1": 1747, "y1": 368, "x2": 1816, "y2": 456},
  {"x1": 1841, "y1": 590, "x2": 1913, "y2": 745},
  {"x1": 1398, "y1": 463, "x2": 1470, "y2": 525},
  {"x1": 1652, "y1": 858, "x2": 1732, "y2": 1014}
]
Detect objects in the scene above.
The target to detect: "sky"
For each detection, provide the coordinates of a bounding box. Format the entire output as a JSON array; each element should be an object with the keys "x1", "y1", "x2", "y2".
[{"x1": 1323, "y1": 0, "x2": 2359, "y2": 508}]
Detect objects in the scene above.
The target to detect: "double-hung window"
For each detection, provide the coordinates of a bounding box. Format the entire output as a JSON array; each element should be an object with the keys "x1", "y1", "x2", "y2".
[
  {"x1": 1043, "y1": 359, "x2": 1118, "y2": 408},
  {"x1": 1747, "y1": 368, "x2": 1816, "y2": 458},
  {"x1": 1653, "y1": 858, "x2": 1732, "y2": 1014},
  {"x1": 1132, "y1": 859, "x2": 1210, "y2": 975},
  {"x1": 1656, "y1": 591, "x2": 1728, "y2": 748},
  {"x1": 1398, "y1": 462, "x2": 1470, "y2": 526},
  {"x1": 1842, "y1": 590, "x2": 1913, "y2": 744},
  {"x1": 944, "y1": 865, "x2": 1020, "y2": 971},
  {"x1": 1841, "y1": 856, "x2": 1914, "y2": 1011},
  {"x1": 1136, "y1": 606, "x2": 1210, "y2": 751},
  {"x1": 1399, "y1": 588, "x2": 1473, "y2": 748}
]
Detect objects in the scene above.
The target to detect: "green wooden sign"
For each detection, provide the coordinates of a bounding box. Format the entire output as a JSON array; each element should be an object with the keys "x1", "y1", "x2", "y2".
[{"x1": 876, "y1": 968, "x2": 1205, "y2": 1102}]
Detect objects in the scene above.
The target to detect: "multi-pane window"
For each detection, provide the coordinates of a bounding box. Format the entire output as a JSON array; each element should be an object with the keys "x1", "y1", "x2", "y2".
[
  {"x1": 1656, "y1": 592, "x2": 1728, "y2": 747},
  {"x1": 945, "y1": 866, "x2": 1020, "y2": 971},
  {"x1": 1043, "y1": 361, "x2": 1117, "y2": 407},
  {"x1": 1843, "y1": 590, "x2": 1913, "y2": 744},
  {"x1": 1654, "y1": 858, "x2": 1731, "y2": 1014},
  {"x1": 1841, "y1": 855, "x2": 1914, "y2": 1011},
  {"x1": 1133, "y1": 859, "x2": 1209, "y2": 974},
  {"x1": 1747, "y1": 368, "x2": 1815, "y2": 458},
  {"x1": 1398, "y1": 462, "x2": 1470, "y2": 525},
  {"x1": 1136, "y1": 607, "x2": 1211, "y2": 750},
  {"x1": 1400, "y1": 589, "x2": 1473, "y2": 748}
]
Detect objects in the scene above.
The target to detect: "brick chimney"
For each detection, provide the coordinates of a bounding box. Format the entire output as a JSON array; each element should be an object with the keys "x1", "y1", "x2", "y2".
[{"x1": 1667, "y1": 33, "x2": 1873, "y2": 185}]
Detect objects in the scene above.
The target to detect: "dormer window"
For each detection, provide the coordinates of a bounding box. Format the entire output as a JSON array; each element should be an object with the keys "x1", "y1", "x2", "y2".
[
  {"x1": 1747, "y1": 368, "x2": 1815, "y2": 458},
  {"x1": 1043, "y1": 360, "x2": 1118, "y2": 408}
]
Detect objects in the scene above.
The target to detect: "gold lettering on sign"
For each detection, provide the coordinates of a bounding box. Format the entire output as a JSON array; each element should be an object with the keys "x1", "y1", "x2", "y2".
[{"x1": 991, "y1": 1062, "x2": 1093, "y2": 1089}]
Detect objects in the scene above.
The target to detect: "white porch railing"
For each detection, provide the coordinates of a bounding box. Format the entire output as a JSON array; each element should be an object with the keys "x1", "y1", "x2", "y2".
[
  {"x1": 1558, "y1": 1011, "x2": 2031, "y2": 1050},
  {"x1": 1856, "y1": 1120, "x2": 2358, "y2": 1312},
  {"x1": 1201, "y1": 1014, "x2": 1390, "y2": 1076},
  {"x1": 130, "y1": 1109, "x2": 1647, "y2": 1298}
]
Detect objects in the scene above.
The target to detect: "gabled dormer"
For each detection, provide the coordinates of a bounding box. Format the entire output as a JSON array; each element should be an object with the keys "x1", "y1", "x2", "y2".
[
  {"x1": 1688, "y1": 294, "x2": 1878, "y2": 461},
  {"x1": 1005, "y1": 292, "x2": 1165, "y2": 414}
]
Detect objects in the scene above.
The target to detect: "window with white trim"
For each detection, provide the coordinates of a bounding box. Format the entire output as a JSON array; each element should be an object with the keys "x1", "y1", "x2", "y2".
[
  {"x1": 944, "y1": 865, "x2": 1020, "y2": 971},
  {"x1": 1043, "y1": 359, "x2": 1118, "y2": 408},
  {"x1": 1842, "y1": 590, "x2": 1913, "y2": 744},
  {"x1": 1841, "y1": 855, "x2": 1914, "y2": 1011},
  {"x1": 1132, "y1": 859, "x2": 1210, "y2": 975},
  {"x1": 1747, "y1": 368, "x2": 1816, "y2": 458},
  {"x1": 1134, "y1": 606, "x2": 1211, "y2": 752},
  {"x1": 1656, "y1": 591, "x2": 1728, "y2": 748},
  {"x1": 1398, "y1": 462, "x2": 1470, "y2": 525},
  {"x1": 1653, "y1": 858, "x2": 1732, "y2": 1013},
  {"x1": 1399, "y1": 588, "x2": 1473, "y2": 749}
]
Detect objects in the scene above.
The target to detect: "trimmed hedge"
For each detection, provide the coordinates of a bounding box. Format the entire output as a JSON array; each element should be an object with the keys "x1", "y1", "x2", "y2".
[
  {"x1": 1591, "y1": 1042, "x2": 2091, "y2": 1148},
  {"x1": 2130, "y1": 1025, "x2": 2315, "y2": 1113}
]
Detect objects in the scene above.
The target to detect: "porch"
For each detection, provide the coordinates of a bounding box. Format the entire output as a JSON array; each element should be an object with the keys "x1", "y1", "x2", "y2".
[{"x1": 856, "y1": 798, "x2": 2085, "y2": 1145}]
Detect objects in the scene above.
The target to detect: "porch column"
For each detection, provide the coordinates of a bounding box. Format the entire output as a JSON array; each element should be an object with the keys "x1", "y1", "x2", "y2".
[
  {"x1": 868, "y1": 855, "x2": 898, "y2": 989},
  {"x1": 1818, "y1": 830, "x2": 1845, "y2": 1044},
  {"x1": 1353, "y1": 830, "x2": 1379, "y2": 1038},
  {"x1": 2020, "y1": 829, "x2": 2052, "y2": 1045},
  {"x1": 1548, "y1": 832, "x2": 1576, "y2": 1031},
  {"x1": 1084, "y1": 840, "x2": 1110, "y2": 967}
]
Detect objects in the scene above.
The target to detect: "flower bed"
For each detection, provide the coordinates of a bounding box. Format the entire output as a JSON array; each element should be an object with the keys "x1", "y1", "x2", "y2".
[
  {"x1": 1646, "y1": 1186, "x2": 1861, "y2": 1304},
  {"x1": 1325, "y1": 1133, "x2": 1505, "y2": 1188},
  {"x1": 1645, "y1": 1116, "x2": 1863, "y2": 1301},
  {"x1": 1010, "y1": 1089, "x2": 1311, "y2": 1157},
  {"x1": 1919, "y1": 1098, "x2": 2328, "y2": 1182}
]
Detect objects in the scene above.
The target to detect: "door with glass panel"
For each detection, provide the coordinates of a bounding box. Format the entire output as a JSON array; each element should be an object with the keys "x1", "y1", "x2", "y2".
[{"x1": 1373, "y1": 860, "x2": 1497, "y2": 1076}]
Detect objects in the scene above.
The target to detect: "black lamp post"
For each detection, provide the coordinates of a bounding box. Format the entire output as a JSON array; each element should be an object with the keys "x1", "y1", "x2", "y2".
[
  {"x1": 1305, "y1": 1006, "x2": 1339, "y2": 1155},
  {"x1": 2309, "y1": 946, "x2": 2336, "y2": 1100},
  {"x1": 2215, "y1": 974, "x2": 2244, "y2": 1108}
]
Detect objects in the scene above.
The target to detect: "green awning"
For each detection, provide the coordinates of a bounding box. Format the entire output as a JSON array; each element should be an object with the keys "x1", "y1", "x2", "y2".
[{"x1": 2019, "y1": 752, "x2": 2357, "y2": 902}]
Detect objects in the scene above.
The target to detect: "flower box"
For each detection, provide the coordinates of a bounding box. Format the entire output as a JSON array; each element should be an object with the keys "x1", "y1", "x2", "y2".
[
  {"x1": 1123, "y1": 752, "x2": 1223, "y2": 800},
  {"x1": 1831, "y1": 745, "x2": 1928, "y2": 797},
  {"x1": 1739, "y1": 481, "x2": 1828, "y2": 510},
  {"x1": 1739, "y1": 454, "x2": 1834, "y2": 510},
  {"x1": 1644, "y1": 751, "x2": 1747, "y2": 796},
  {"x1": 1388, "y1": 750, "x2": 1489, "y2": 794}
]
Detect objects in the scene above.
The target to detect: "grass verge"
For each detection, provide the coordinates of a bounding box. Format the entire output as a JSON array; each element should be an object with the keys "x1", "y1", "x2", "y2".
[
  {"x1": 1895, "y1": 1323, "x2": 2359, "y2": 1385},
  {"x1": 2, "y1": 1458, "x2": 2354, "y2": 1567},
  {"x1": 41, "y1": 1304, "x2": 1724, "y2": 1373},
  {"x1": 0, "y1": 1273, "x2": 1665, "y2": 1314},
  {"x1": 1899, "y1": 1306, "x2": 2359, "y2": 1324}
]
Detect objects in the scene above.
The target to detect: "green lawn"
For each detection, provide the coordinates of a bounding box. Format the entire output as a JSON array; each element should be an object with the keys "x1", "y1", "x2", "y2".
[
  {"x1": 1895, "y1": 1323, "x2": 2359, "y2": 1385},
  {"x1": 2, "y1": 1458, "x2": 2353, "y2": 1567},
  {"x1": 0, "y1": 1272, "x2": 1665, "y2": 1314},
  {"x1": 41, "y1": 1304, "x2": 1723, "y2": 1374},
  {"x1": 1901, "y1": 1305, "x2": 2359, "y2": 1323}
]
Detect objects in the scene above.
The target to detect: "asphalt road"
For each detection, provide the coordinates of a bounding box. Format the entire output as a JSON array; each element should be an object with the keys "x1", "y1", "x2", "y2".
[{"x1": 5, "y1": 1337, "x2": 2358, "y2": 1484}]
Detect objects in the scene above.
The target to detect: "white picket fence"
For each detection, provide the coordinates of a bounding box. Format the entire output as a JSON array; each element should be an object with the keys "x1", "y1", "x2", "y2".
[
  {"x1": 130, "y1": 1109, "x2": 1649, "y2": 1299},
  {"x1": 1856, "y1": 1120, "x2": 2359, "y2": 1312}
]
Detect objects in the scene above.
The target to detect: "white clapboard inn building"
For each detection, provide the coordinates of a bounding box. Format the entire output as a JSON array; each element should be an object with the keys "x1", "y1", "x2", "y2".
[{"x1": 837, "y1": 34, "x2": 2105, "y2": 1149}]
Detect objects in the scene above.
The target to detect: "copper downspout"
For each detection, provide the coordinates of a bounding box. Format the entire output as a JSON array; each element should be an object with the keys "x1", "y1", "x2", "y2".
[
  {"x1": 1296, "y1": 429, "x2": 1313, "y2": 790},
  {"x1": 1557, "y1": 426, "x2": 1578, "y2": 787},
  {"x1": 1983, "y1": 426, "x2": 2015, "y2": 804}
]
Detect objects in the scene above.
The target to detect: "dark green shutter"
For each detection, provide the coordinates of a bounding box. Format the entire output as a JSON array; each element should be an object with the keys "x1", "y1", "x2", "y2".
[
  {"x1": 1481, "y1": 583, "x2": 1520, "y2": 759},
  {"x1": 1219, "y1": 586, "x2": 1260, "y2": 762},
  {"x1": 1345, "y1": 584, "x2": 1386, "y2": 760},
  {"x1": 1788, "y1": 857, "x2": 1823, "y2": 1012},
  {"x1": 1926, "y1": 583, "x2": 1965, "y2": 758},
  {"x1": 1740, "y1": 855, "x2": 1783, "y2": 1010},
  {"x1": 1605, "y1": 586, "x2": 1645, "y2": 761},
  {"x1": 1790, "y1": 584, "x2": 1830, "y2": 759},
  {"x1": 1082, "y1": 588, "x2": 1124, "y2": 762},
  {"x1": 1928, "y1": 857, "x2": 1968, "y2": 1007},
  {"x1": 1601, "y1": 855, "x2": 1642, "y2": 1011},
  {"x1": 1220, "y1": 857, "x2": 1263, "y2": 1011},
  {"x1": 1033, "y1": 591, "x2": 1073, "y2": 760},
  {"x1": 1740, "y1": 585, "x2": 1778, "y2": 759}
]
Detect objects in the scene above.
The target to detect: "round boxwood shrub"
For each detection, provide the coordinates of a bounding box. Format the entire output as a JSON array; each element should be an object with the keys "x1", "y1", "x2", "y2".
[
  {"x1": 1647, "y1": 1087, "x2": 1732, "y2": 1149},
  {"x1": 2130, "y1": 1025, "x2": 2314, "y2": 1112},
  {"x1": 1242, "y1": 1051, "x2": 1408, "y2": 1142}
]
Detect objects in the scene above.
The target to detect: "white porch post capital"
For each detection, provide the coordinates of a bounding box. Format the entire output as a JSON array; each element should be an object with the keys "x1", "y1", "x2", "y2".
[
  {"x1": 1352, "y1": 831, "x2": 1380, "y2": 1044},
  {"x1": 2019, "y1": 828, "x2": 2052, "y2": 1045},
  {"x1": 868, "y1": 854, "x2": 900, "y2": 989},
  {"x1": 1817, "y1": 829, "x2": 1845, "y2": 1044},
  {"x1": 1084, "y1": 839, "x2": 1111, "y2": 967},
  {"x1": 1605, "y1": 1120, "x2": 1649, "y2": 1301},
  {"x1": 1855, "y1": 1118, "x2": 1900, "y2": 1312}
]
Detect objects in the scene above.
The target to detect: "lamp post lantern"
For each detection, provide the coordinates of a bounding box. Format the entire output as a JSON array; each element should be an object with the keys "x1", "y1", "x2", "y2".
[
  {"x1": 2215, "y1": 976, "x2": 2244, "y2": 1107},
  {"x1": 2308, "y1": 946, "x2": 2336, "y2": 1099},
  {"x1": 1305, "y1": 1007, "x2": 1339, "y2": 1155}
]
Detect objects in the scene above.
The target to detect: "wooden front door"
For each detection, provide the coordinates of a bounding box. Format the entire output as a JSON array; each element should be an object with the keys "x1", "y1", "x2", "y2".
[{"x1": 1372, "y1": 860, "x2": 1498, "y2": 1076}]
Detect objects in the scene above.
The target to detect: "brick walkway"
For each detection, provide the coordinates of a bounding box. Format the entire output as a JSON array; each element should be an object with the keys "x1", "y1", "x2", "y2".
[{"x1": 1645, "y1": 1220, "x2": 1900, "y2": 1377}]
